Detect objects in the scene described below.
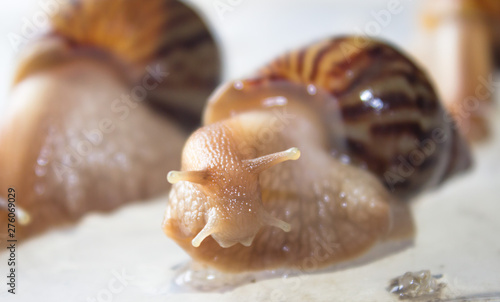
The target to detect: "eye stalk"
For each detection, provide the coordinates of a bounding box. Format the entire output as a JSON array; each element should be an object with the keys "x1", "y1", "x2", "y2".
[
  {"x1": 167, "y1": 170, "x2": 209, "y2": 185},
  {"x1": 244, "y1": 147, "x2": 301, "y2": 174},
  {"x1": 166, "y1": 147, "x2": 300, "y2": 185}
]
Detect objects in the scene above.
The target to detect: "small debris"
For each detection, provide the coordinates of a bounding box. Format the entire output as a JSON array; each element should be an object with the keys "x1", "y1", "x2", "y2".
[{"x1": 388, "y1": 270, "x2": 446, "y2": 300}]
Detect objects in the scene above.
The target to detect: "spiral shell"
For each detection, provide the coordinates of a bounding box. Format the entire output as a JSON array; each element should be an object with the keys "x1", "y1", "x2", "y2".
[{"x1": 204, "y1": 36, "x2": 471, "y2": 200}]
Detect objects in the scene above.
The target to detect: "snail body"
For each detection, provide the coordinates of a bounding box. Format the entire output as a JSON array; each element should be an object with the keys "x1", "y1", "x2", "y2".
[
  {"x1": 0, "y1": 0, "x2": 220, "y2": 239},
  {"x1": 163, "y1": 37, "x2": 471, "y2": 272}
]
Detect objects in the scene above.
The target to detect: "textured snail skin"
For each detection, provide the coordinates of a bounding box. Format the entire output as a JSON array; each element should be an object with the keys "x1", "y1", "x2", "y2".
[
  {"x1": 0, "y1": 0, "x2": 220, "y2": 239},
  {"x1": 162, "y1": 37, "x2": 471, "y2": 273}
]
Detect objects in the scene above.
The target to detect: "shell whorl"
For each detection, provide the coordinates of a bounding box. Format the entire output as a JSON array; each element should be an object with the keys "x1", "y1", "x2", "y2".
[
  {"x1": 15, "y1": 0, "x2": 220, "y2": 121},
  {"x1": 205, "y1": 37, "x2": 471, "y2": 200}
]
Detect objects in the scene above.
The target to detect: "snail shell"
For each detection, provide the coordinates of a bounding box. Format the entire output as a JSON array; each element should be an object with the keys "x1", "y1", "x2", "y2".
[
  {"x1": 0, "y1": 0, "x2": 220, "y2": 239},
  {"x1": 162, "y1": 37, "x2": 471, "y2": 272},
  {"x1": 207, "y1": 36, "x2": 471, "y2": 200}
]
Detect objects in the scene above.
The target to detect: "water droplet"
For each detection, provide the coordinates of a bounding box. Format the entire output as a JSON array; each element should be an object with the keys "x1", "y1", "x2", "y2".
[
  {"x1": 339, "y1": 154, "x2": 351, "y2": 164},
  {"x1": 388, "y1": 270, "x2": 445, "y2": 299},
  {"x1": 37, "y1": 157, "x2": 48, "y2": 166},
  {"x1": 262, "y1": 96, "x2": 288, "y2": 107},
  {"x1": 307, "y1": 84, "x2": 317, "y2": 95},
  {"x1": 360, "y1": 90, "x2": 373, "y2": 102},
  {"x1": 35, "y1": 165, "x2": 47, "y2": 177},
  {"x1": 369, "y1": 98, "x2": 384, "y2": 110},
  {"x1": 233, "y1": 81, "x2": 244, "y2": 90}
]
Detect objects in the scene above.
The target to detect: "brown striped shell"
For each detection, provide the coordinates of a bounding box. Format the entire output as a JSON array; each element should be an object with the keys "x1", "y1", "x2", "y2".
[
  {"x1": 204, "y1": 36, "x2": 471, "y2": 200},
  {"x1": 16, "y1": 0, "x2": 220, "y2": 122},
  {"x1": 0, "y1": 0, "x2": 220, "y2": 239},
  {"x1": 163, "y1": 36, "x2": 471, "y2": 273}
]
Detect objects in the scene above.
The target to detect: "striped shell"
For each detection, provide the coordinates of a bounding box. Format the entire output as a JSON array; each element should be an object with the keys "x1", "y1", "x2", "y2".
[
  {"x1": 15, "y1": 0, "x2": 220, "y2": 122},
  {"x1": 204, "y1": 36, "x2": 471, "y2": 200}
]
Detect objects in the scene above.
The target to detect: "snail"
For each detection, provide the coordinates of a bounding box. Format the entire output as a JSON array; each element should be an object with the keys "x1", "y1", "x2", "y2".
[
  {"x1": 0, "y1": 0, "x2": 220, "y2": 239},
  {"x1": 418, "y1": 0, "x2": 500, "y2": 141},
  {"x1": 162, "y1": 36, "x2": 472, "y2": 272}
]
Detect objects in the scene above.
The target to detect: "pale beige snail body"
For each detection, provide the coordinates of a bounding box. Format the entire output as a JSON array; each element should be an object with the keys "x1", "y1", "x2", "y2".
[
  {"x1": 0, "y1": 0, "x2": 220, "y2": 239},
  {"x1": 163, "y1": 37, "x2": 472, "y2": 272}
]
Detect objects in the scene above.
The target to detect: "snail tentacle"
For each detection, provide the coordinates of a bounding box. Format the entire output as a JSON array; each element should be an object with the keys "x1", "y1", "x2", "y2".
[
  {"x1": 244, "y1": 147, "x2": 301, "y2": 174},
  {"x1": 262, "y1": 212, "x2": 292, "y2": 233},
  {"x1": 192, "y1": 208, "x2": 219, "y2": 248},
  {"x1": 167, "y1": 170, "x2": 209, "y2": 185}
]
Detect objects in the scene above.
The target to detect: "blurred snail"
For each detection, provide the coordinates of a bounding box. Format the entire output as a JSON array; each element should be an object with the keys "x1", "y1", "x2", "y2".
[
  {"x1": 419, "y1": 0, "x2": 500, "y2": 141},
  {"x1": 0, "y1": 0, "x2": 220, "y2": 239},
  {"x1": 162, "y1": 36, "x2": 471, "y2": 272}
]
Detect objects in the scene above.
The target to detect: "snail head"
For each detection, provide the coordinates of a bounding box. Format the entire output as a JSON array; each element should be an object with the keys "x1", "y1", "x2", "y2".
[{"x1": 166, "y1": 123, "x2": 300, "y2": 248}]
